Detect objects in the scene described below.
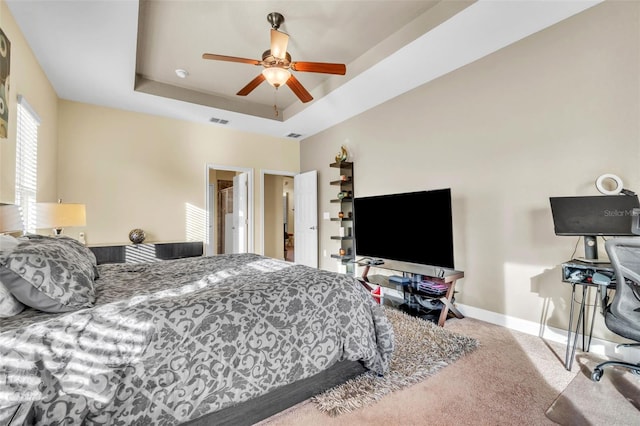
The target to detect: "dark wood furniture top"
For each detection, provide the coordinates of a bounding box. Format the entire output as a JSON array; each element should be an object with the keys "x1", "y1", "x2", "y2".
[{"x1": 88, "y1": 241, "x2": 203, "y2": 264}]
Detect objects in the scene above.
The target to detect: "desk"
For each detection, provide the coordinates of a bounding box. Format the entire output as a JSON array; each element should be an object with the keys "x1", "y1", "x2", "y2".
[{"x1": 561, "y1": 260, "x2": 615, "y2": 370}]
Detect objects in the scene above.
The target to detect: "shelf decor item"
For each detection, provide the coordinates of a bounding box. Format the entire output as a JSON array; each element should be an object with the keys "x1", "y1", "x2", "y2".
[
  {"x1": 128, "y1": 228, "x2": 146, "y2": 244},
  {"x1": 334, "y1": 145, "x2": 348, "y2": 163},
  {"x1": 0, "y1": 28, "x2": 10, "y2": 139},
  {"x1": 329, "y1": 157, "x2": 354, "y2": 272}
]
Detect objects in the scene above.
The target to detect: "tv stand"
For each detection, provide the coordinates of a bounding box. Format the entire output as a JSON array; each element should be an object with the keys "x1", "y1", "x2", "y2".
[{"x1": 357, "y1": 259, "x2": 464, "y2": 326}]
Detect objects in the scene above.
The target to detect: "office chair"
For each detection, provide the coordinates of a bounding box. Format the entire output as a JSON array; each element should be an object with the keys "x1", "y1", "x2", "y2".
[{"x1": 590, "y1": 237, "x2": 640, "y2": 381}]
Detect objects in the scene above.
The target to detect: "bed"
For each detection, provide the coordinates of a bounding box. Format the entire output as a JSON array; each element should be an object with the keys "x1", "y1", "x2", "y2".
[{"x1": 0, "y1": 235, "x2": 394, "y2": 425}]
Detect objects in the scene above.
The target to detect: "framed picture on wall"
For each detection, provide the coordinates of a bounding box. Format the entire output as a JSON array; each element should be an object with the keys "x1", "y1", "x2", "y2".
[{"x1": 0, "y1": 27, "x2": 10, "y2": 139}]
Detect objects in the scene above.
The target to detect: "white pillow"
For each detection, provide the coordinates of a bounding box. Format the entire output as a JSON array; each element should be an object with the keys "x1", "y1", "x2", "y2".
[
  {"x1": 0, "y1": 280, "x2": 24, "y2": 317},
  {"x1": 0, "y1": 234, "x2": 20, "y2": 254}
]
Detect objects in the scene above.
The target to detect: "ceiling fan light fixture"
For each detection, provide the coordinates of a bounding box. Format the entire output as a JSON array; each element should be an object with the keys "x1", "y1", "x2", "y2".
[
  {"x1": 262, "y1": 67, "x2": 291, "y2": 88},
  {"x1": 202, "y1": 11, "x2": 344, "y2": 104},
  {"x1": 270, "y1": 29, "x2": 289, "y2": 60}
]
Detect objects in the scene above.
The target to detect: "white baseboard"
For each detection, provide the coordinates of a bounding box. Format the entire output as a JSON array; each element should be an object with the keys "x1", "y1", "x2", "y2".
[
  {"x1": 456, "y1": 303, "x2": 640, "y2": 364},
  {"x1": 376, "y1": 285, "x2": 639, "y2": 364}
]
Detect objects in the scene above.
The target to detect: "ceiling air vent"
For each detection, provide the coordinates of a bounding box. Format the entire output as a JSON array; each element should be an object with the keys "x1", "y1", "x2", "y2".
[
  {"x1": 286, "y1": 133, "x2": 302, "y2": 138},
  {"x1": 210, "y1": 117, "x2": 229, "y2": 125}
]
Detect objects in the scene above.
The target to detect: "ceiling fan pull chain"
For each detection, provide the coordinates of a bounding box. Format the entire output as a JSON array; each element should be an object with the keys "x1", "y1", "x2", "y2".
[{"x1": 273, "y1": 88, "x2": 279, "y2": 117}]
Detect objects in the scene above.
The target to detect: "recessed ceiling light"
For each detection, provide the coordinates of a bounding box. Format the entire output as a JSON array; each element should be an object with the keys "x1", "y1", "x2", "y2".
[{"x1": 175, "y1": 69, "x2": 189, "y2": 78}]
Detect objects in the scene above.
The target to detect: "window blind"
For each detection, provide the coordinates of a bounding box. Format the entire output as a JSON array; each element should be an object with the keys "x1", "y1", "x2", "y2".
[{"x1": 16, "y1": 95, "x2": 40, "y2": 233}]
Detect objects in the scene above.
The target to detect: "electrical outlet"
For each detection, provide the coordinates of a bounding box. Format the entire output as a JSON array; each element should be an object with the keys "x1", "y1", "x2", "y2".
[
  {"x1": 78, "y1": 232, "x2": 86, "y2": 245},
  {"x1": 323, "y1": 249, "x2": 327, "y2": 257},
  {"x1": 323, "y1": 212, "x2": 330, "y2": 220}
]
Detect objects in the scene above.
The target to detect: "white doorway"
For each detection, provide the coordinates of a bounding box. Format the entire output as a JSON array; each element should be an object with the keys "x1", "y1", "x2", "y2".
[
  {"x1": 260, "y1": 170, "x2": 296, "y2": 261},
  {"x1": 260, "y1": 169, "x2": 318, "y2": 267},
  {"x1": 205, "y1": 164, "x2": 254, "y2": 256}
]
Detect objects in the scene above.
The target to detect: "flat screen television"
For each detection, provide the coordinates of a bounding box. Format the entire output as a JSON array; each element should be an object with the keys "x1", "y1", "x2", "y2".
[
  {"x1": 549, "y1": 194, "x2": 640, "y2": 261},
  {"x1": 353, "y1": 188, "x2": 454, "y2": 269}
]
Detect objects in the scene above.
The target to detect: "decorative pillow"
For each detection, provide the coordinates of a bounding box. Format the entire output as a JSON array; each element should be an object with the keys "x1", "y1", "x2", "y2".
[
  {"x1": 0, "y1": 281, "x2": 24, "y2": 317},
  {"x1": 24, "y1": 234, "x2": 99, "y2": 278},
  {"x1": 0, "y1": 236, "x2": 97, "y2": 313}
]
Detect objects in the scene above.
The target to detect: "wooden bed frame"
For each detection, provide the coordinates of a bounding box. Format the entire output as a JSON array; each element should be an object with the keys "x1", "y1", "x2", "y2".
[{"x1": 183, "y1": 360, "x2": 367, "y2": 425}]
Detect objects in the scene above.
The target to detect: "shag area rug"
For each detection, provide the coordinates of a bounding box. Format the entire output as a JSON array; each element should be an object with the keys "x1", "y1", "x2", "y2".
[{"x1": 312, "y1": 307, "x2": 479, "y2": 416}]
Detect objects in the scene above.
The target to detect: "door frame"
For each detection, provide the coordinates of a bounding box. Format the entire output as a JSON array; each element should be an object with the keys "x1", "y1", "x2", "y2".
[
  {"x1": 205, "y1": 164, "x2": 254, "y2": 256},
  {"x1": 259, "y1": 169, "x2": 296, "y2": 256}
]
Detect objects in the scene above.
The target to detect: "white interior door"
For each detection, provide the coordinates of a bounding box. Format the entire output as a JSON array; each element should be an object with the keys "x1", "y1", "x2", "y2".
[
  {"x1": 224, "y1": 212, "x2": 234, "y2": 253},
  {"x1": 207, "y1": 184, "x2": 215, "y2": 256},
  {"x1": 294, "y1": 170, "x2": 318, "y2": 268},
  {"x1": 233, "y1": 172, "x2": 248, "y2": 253}
]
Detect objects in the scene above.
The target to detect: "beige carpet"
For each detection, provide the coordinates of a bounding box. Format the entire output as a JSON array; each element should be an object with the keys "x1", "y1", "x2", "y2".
[
  {"x1": 312, "y1": 308, "x2": 479, "y2": 416},
  {"x1": 257, "y1": 316, "x2": 595, "y2": 425},
  {"x1": 546, "y1": 353, "x2": 640, "y2": 425}
]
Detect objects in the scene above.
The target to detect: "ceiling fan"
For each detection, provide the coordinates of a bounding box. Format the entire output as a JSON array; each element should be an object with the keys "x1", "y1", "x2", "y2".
[{"x1": 202, "y1": 12, "x2": 346, "y2": 104}]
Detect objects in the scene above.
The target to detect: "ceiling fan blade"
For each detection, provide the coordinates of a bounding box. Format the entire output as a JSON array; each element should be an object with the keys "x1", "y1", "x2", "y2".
[
  {"x1": 237, "y1": 74, "x2": 266, "y2": 96},
  {"x1": 291, "y1": 61, "x2": 346, "y2": 75},
  {"x1": 202, "y1": 53, "x2": 261, "y2": 66},
  {"x1": 286, "y1": 74, "x2": 313, "y2": 103},
  {"x1": 270, "y1": 29, "x2": 289, "y2": 60}
]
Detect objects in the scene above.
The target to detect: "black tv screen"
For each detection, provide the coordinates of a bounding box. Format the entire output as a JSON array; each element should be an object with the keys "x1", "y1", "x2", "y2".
[
  {"x1": 353, "y1": 188, "x2": 454, "y2": 269},
  {"x1": 549, "y1": 195, "x2": 640, "y2": 236}
]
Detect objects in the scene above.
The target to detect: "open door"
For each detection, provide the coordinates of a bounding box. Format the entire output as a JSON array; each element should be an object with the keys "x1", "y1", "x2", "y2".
[
  {"x1": 294, "y1": 170, "x2": 318, "y2": 268},
  {"x1": 207, "y1": 184, "x2": 215, "y2": 256},
  {"x1": 206, "y1": 164, "x2": 254, "y2": 256},
  {"x1": 233, "y1": 172, "x2": 248, "y2": 253}
]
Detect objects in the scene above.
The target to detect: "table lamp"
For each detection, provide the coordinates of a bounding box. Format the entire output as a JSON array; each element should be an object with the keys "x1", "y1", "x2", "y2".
[
  {"x1": 36, "y1": 199, "x2": 86, "y2": 235},
  {"x1": 0, "y1": 204, "x2": 24, "y2": 234}
]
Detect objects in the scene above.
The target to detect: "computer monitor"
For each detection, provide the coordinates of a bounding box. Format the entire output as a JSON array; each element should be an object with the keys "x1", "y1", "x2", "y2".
[{"x1": 549, "y1": 194, "x2": 640, "y2": 262}]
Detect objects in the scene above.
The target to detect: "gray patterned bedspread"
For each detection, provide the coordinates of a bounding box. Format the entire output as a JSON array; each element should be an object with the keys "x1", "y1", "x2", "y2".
[{"x1": 0, "y1": 253, "x2": 393, "y2": 425}]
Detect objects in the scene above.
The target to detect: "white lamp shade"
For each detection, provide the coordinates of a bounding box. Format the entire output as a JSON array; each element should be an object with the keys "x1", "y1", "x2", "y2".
[
  {"x1": 36, "y1": 203, "x2": 86, "y2": 229},
  {"x1": 262, "y1": 67, "x2": 291, "y2": 88},
  {"x1": 0, "y1": 204, "x2": 24, "y2": 233}
]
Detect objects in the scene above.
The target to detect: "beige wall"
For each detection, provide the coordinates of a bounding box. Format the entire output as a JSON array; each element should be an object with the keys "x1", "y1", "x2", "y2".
[
  {"x1": 57, "y1": 100, "x2": 299, "y2": 250},
  {"x1": 301, "y1": 1, "x2": 639, "y2": 340},
  {"x1": 0, "y1": 1, "x2": 58, "y2": 204}
]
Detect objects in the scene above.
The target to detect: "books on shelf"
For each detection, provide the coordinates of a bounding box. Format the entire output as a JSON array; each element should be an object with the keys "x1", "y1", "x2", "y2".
[{"x1": 416, "y1": 279, "x2": 448, "y2": 297}]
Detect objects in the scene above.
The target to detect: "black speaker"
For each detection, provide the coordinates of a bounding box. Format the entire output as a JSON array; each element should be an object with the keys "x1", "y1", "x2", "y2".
[{"x1": 584, "y1": 235, "x2": 598, "y2": 260}]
